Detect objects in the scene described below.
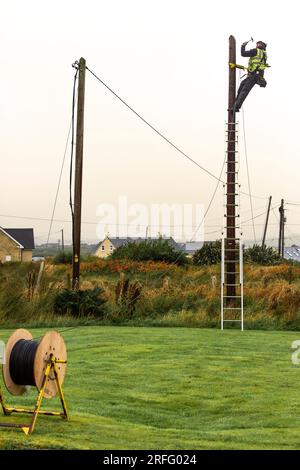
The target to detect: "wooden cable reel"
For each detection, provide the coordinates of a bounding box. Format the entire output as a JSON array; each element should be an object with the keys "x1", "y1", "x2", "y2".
[
  {"x1": 3, "y1": 329, "x2": 67, "y2": 398},
  {"x1": 0, "y1": 329, "x2": 68, "y2": 435}
]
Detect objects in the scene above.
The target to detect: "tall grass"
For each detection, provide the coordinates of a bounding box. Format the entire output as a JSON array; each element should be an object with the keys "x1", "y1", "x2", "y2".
[{"x1": 1, "y1": 260, "x2": 300, "y2": 329}]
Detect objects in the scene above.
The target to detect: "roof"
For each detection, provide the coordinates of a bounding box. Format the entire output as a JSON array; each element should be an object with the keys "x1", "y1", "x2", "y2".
[
  {"x1": 2, "y1": 228, "x2": 35, "y2": 249},
  {"x1": 96, "y1": 236, "x2": 180, "y2": 250},
  {"x1": 184, "y1": 241, "x2": 204, "y2": 253}
]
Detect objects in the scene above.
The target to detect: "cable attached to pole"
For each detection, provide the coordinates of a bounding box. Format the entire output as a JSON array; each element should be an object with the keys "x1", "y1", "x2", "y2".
[
  {"x1": 70, "y1": 63, "x2": 79, "y2": 251},
  {"x1": 238, "y1": 69, "x2": 256, "y2": 243}
]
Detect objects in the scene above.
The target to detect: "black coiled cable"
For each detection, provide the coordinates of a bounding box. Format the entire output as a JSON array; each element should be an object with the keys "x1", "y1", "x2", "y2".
[{"x1": 9, "y1": 339, "x2": 39, "y2": 386}]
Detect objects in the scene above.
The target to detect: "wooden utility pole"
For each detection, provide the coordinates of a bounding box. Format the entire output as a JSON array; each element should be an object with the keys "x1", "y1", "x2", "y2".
[
  {"x1": 226, "y1": 35, "x2": 237, "y2": 300},
  {"x1": 278, "y1": 199, "x2": 285, "y2": 256},
  {"x1": 262, "y1": 196, "x2": 272, "y2": 248},
  {"x1": 282, "y1": 207, "x2": 285, "y2": 257},
  {"x1": 72, "y1": 57, "x2": 86, "y2": 289},
  {"x1": 61, "y1": 229, "x2": 65, "y2": 253}
]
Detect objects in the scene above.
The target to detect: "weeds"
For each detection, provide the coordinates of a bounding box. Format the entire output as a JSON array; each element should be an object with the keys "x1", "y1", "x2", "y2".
[{"x1": 2, "y1": 259, "x2": 300, "y2": 330}]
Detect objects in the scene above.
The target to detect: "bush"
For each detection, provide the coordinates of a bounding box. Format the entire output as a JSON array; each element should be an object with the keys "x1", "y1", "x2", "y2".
[
  {"x1": 53, "y1": 251, "x2": 73, "y2": 265},
  {"x1": 110, "y1": 238, "x2": 187, "y2": 265},
  {"x1": 115, "y1": 276, "x2": 143, "y2": 317},
  {"x1": 193, "y1": 241, "x2": 221, "y2": 265},
  {"x1": 244, "y1": 245, "x2": 282, "y2": 266},
  {"x1": 53, "y1": 287, "x2": 107, "y2": 317}
]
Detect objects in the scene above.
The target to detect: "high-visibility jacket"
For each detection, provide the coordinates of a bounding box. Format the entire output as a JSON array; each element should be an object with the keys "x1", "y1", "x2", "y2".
[{"x1": 248, "y1": 48, "x2": 267, "y2": 73}]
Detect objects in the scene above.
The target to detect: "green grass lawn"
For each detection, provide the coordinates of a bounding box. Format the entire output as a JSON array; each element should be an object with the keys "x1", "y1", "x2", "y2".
[{"x1": 0, "y1": 326, "x2": 300, "y2": 449}]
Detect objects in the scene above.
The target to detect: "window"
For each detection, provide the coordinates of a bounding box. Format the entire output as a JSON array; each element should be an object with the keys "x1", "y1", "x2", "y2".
[
  {"x1": 110, "y1": 245, "x2": 113, "y2": 251},
  {"x1": 101, "y1": 245, "x2": 105, "y2": 251},
  {"x1": 5, "y1": 255, "x2": 12, "y2": 262}
]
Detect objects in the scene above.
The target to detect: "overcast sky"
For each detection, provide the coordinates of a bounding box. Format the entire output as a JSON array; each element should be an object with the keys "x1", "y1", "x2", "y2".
[{"x1": 1, "y1": 0, "x2": 300, "y2": 245}]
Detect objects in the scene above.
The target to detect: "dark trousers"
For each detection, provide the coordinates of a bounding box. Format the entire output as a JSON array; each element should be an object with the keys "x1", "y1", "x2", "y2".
[{"x1": 234, "y1": 74, "x2": 260, "y2": 110}]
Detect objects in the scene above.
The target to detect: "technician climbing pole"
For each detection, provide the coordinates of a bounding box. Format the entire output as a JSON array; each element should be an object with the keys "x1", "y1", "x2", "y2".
[{"x1": 221, "y1": 36, "x2": 244, "y2": 331}]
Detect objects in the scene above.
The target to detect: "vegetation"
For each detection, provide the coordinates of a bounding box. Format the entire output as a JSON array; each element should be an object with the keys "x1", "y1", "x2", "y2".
[
  {"x1": 244, "y1": 244, "x2": 281, "y2": 265},
  {"x1": 114, "y1": 275, "x2": 143, "y2": 317},
  {"x1": 53, "y1": 251, "x2": 73, "y2": 265},
  {"x1": 0, "y1": 326, "x2": 300, "y2": 449},
  {"x1": 1, "y1": 257, "x2": 300, "y2": 330},
  {"x1": 53, "y1": 287, "x2": 107, "y2": 317},
  {"x1": 110, "y1": 238, "x2": 188, "y2": 265},
  {"x1": 193, "y1": 240, "x2": 221, "y2": 265}
]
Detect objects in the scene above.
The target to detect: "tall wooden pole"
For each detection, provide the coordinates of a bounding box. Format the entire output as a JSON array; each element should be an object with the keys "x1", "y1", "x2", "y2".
[
  {"x1": 282, "y1": 200, "x2": 285, "y2": 257},
  {"x1": 278, "y1": 199, "x2": 284, "y2": 256},
  {"x1": 226, "y1": 36, "x2": 237, "y2": 299},
  {"x1": 72, "y1": 57, "x2": 86, "y2": 289},
  {"x1": 262, "y1": 196, "x2": 272, "y2": 248},
  {"x1": 61, "y1": 229, "x2": 65, "y2": 253}
]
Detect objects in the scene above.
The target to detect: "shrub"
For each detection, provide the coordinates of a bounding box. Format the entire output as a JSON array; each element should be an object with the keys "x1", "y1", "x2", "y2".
[
  {"x1": 244, "y1": 245, "x2": 282, "y2": 266},
  {"x1": 53, "y1": 287, "x2": 107, "y2": 317},
  {"x1": 110, "y1": 238, "x2": 187, "y2": 265},
  {"x1": 115, "y1": 276, "x2": 143, "y2": 317},
  {"x1": 193, "y1": 241, "x2": 221, "y2": 265},
  {"x1": 53, "y1": 251, "x2": 73, "y2": 265}
]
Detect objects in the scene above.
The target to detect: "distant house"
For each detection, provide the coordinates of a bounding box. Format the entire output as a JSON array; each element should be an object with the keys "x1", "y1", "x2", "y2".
[
  {"x1": 94, "y1": 236, "x2": 179, "y2": 259},
  {"x1": 0, "y1": 228, "x2": 35, "y2": 263}
]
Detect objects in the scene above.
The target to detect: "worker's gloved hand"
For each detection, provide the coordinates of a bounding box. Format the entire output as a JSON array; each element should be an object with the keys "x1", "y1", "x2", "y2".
[
  {"x1": 258, "y1": 78, "x2": 267, "y2": 88},
  {"x1": 242, "y1": 41, "x2": 248, "y2": 47}
]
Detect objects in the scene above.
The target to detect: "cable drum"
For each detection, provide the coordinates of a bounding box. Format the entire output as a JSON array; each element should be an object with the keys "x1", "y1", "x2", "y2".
[
  {"x1": 2, "y1": 329, "x2": 67, "y2": 399},
  {"x1": 10, "y1": 339, "x2": 39, "y2": 386}
]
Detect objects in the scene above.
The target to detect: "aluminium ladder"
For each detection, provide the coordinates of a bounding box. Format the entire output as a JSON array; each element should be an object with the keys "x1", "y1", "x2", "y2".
[{"x1": 221, "y1": 121, "x2": 244, "y2": 330}]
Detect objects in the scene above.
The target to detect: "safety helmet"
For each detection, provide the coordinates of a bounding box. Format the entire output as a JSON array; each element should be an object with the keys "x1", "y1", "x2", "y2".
[{"x1": 257, "y1": 41, "x2": 267, "y2": 49}]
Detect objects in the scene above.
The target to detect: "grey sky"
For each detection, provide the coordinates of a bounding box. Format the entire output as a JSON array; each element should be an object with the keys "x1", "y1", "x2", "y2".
[{"x1": 1, "y1": 0, "x2": 299, "y2": 245}]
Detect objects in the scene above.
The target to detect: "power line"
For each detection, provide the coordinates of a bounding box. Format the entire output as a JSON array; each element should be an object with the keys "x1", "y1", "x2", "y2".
[
  {"x1": 46, "y1": 121, "x2": 72, "y2": 247},
  {"x1": 46, "y1": 67, "x2": 78, "y2": 248},
  {"x1": 86, "y1": 66, "x2": 225, "y2": 183},
  {"x1": 69, "y1": 66, "x2": 79, "y2": 254},
  {"x1": 243, "y1": 204, "x2": 279, "y2": 225},
  {"x1": 86, "y1": 65, "x2": 269, "y2": 202},
  {"x1": 189, "y1": 154, "x2": 226, "y2": 241},
  {"x1": 1, "y1": 205, "x2": 277, "y2": 229},
  {"x1": 241, "y1": 103, "x2": 256, "y2": 242}
]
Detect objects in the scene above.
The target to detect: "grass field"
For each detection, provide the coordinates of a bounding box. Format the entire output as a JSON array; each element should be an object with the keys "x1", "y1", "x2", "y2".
[
  {"x1": 0, "y1": 326, "x2": 300, "y2": 449},
  {"x1": 3, "y1": 261, "x2": 300, "y2": 330}
]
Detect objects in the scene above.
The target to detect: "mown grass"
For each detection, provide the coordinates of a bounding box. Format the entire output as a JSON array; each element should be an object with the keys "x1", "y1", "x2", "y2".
[{"x1": 0, "y1": 326, "x2": 300, "y2": 449}]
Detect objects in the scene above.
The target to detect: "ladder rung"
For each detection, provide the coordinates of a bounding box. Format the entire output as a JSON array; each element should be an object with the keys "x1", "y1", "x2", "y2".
[
  {"x1": 223, "y1": 319, "x2": 242, "y2": 322},
  {"x1": 223, "y1": 296, "x2": 242, "y2": 298},
  {"x1": 226, "y1": 151, "x2": 239, "y2": 153},
  {"x1": 225, "y1": 237, "x2": 240, "y2": 240},
  {"x1": 224, "y1": 260, "x2": 238, "y2": 263},
  {"x1": 224, "y1": 284, "x2": 241, "y2": 286},
  {"x1": 224, "y1": 272, "x2": 240, "y2": 274},
  {"x1": 224, "y1": 227, "x2": 241, "y2": 229},
  {"x1": 223, "y1": 308, "x2": 242, "y2": 310},
  {"x1": 225, "y1": 248, "x2": 240, "y2": 251},
  {"x1": 224, "y1": 204, "x2": 239, "y2": 206},
  {"x1": 225, "y1": 193, "x2": 239, "y2": 196},
  {"x1": 226, "y1": 171, "x2": 239, "y2": 174},
  {"x1": 225, "y1": 140, "x2": 238, "y2": 143},
  {"x1": 224, "y1": 215, "x2": 240, "y2": 218}
]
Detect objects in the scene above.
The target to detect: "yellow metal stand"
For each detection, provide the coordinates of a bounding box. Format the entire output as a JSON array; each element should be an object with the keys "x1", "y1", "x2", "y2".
[{"x1": 0, "y1": 356, "x2": 68, "y2": 435}]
